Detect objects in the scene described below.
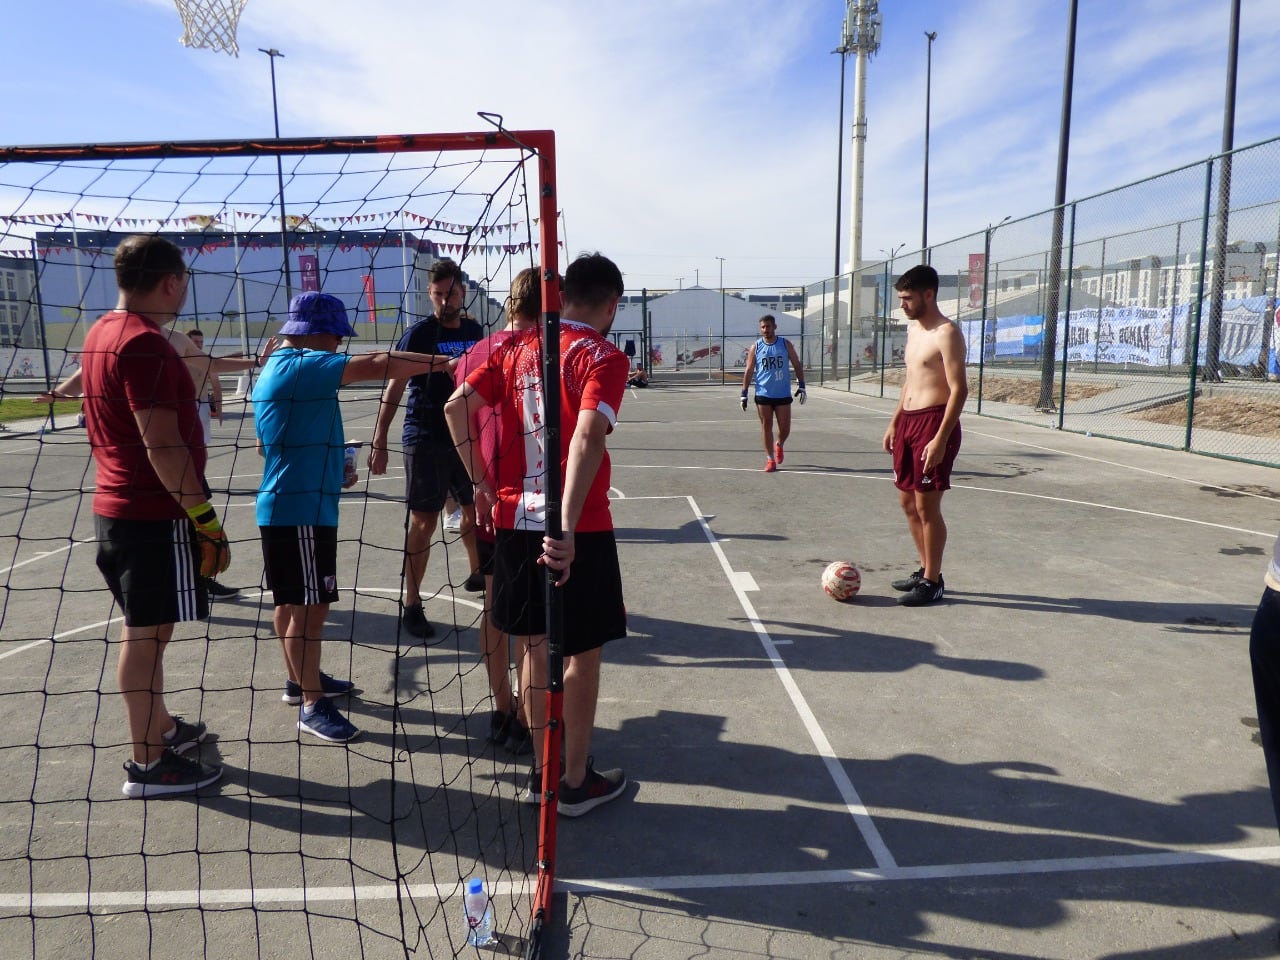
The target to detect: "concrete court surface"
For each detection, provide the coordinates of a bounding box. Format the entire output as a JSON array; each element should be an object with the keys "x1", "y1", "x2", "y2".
[{"x1": 0, "y1": 380, "x2": 1278, "y2": 959}]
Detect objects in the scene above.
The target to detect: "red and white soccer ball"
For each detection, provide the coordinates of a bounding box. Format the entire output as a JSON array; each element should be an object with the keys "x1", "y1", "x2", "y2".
[{"x1": 822, "y1": 561, "x2": 861, "y2": 601}]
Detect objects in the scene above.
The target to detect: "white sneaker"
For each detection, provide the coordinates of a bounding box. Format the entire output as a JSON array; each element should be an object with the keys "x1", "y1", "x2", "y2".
[{"x1": 443, "y1": 509, "x2": 463, "y2": 531}]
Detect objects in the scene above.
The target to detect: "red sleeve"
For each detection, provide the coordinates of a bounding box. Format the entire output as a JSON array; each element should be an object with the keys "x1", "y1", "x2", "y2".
[{"x1": 580, "y1": 349, "x2": 630, "y2": 430}]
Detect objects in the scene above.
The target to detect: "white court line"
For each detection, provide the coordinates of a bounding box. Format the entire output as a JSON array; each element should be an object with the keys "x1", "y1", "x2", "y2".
[
  {"x1": 0, "y1": 586, "x2": 482, "y2": 663},
  {"x1": 617, "y1": 464, "x2": 1274, "y2": 539},
  {"x1": 814, "y1": 388, "x2": 1279, "y2": 502},
  {"x1": 7, "y1": 845, "x2": 1278, "y2": 911},
  {"x1": 682, "y1": 494, "x2": 898, "y2": 871}
]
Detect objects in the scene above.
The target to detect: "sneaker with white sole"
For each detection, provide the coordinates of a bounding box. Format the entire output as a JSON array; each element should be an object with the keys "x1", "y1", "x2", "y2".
[
  {"x1": 298, "y1": 697, "x2": 360, "y2": 742},
  {"x1": 122, "y1": 749, "x2": 222, "y2": 799},
  {"x1": 282, "y1": 672, "x2": 355, "y2": 706},
  {"x1": 162, "y1": 716, "x2": 208, "y2": 755},
  {"x1": 557, "y1": 758, "x2": 626, "y2": 817},
  {"x1": 898, "y1": 574, "x2": 945, "y2": 606}
]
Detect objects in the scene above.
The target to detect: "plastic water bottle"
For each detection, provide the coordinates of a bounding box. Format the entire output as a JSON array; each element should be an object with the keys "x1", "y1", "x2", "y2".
[
  {"x1": 462, "y1": 877, "x2": 494, "y2": 947},
  {"x1": 342, "y1": 445, "x2": 359, "y2": 489}
]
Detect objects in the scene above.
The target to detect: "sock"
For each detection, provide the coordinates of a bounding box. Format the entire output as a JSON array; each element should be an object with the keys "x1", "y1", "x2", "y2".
[
  {"x1": 133, "y1": 756, "x2": 161, "y2": 772},
  {"x1": 161, "y1": 723, "x2": 178, "y2": 742}
]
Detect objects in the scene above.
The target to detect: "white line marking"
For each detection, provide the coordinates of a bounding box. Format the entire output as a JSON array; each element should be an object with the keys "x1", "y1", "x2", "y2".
[
  {"x1": 685, "y1": 494, "x2": 897, "y2": 870},
  {"x1": 7, "y1": 845, "x2": 1276, "y2": 911},
  {"x1": 0, "y1": 587, "x2": 482, "y2": 663}
]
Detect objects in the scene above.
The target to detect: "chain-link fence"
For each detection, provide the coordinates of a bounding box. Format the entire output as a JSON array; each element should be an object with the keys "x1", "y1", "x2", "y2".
[{"x1": 806, "y1": 135, "x2": 1280, "y2": 467}]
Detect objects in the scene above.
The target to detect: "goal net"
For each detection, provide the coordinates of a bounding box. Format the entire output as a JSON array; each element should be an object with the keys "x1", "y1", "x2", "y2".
[{"x1": 0, "y1": 129, "x2": 563, "y2": 959}]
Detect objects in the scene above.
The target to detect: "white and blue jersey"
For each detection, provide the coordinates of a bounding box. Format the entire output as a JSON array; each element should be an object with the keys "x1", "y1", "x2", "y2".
[{"x1": 752, "y1": 337, "x2": 792, "y2": 400}]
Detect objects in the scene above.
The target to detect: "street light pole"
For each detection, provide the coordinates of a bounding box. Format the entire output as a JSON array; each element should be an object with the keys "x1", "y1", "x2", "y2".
[
  {"x1": 259, "y1": 47, "x2": 293, "y2": 307},
  {"x1": 922, "y1": 31, "x2": 937, "y2": 256},
  {"x1": 716, "y1": 256, "x2": 726, "y2": 379}
]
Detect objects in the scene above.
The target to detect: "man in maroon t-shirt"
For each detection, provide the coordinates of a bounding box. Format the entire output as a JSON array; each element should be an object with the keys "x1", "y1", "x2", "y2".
[{"x1": 83, "y1": 235, "x2": 229, "y2": 799}]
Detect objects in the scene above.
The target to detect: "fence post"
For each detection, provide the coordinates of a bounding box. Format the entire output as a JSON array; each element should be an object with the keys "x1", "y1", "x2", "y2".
[
  {"x1": 1057, "y1": 202, "x2": 1078, "y2": 430},
  {"x1": 1186, "y1": 159, "x2": 1215, "y2": 451}
]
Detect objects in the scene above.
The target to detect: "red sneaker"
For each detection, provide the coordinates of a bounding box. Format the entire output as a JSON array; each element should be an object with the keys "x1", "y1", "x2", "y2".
[
  {"x1": 764, "y1": 458, "x2": 777, "y2": 473},
  {"x1": 774, "y1": 442, "x2": 784, "y2": 464}
]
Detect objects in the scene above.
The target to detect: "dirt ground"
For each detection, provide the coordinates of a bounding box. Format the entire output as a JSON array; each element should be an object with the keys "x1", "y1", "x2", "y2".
[
  {"x1": 978, "y1": 374, "x2": 1280, "y2": 441},
  {"x1": 881, "y1": 371, "x2": 1280, "y2": 440}
]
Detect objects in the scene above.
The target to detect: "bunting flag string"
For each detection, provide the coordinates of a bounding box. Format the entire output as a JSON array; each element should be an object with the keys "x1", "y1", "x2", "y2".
[{"x1": 0, "y1": 208, "x2": 555, "y2": 235}]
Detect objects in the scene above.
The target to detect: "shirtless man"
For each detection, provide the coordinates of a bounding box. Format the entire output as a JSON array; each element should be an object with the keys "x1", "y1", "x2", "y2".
[{"x1": 882, "y1": 264, "x2": 968, "y2": 606}]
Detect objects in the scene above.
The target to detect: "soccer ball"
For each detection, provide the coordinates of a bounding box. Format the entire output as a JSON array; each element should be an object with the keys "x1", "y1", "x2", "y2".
[{"x1": 822, "y1": 561, "x2": 861, "y2": 601}]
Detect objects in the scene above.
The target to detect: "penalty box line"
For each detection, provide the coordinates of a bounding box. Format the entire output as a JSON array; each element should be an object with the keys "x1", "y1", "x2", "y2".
[{"x1": 617, "y1": 492, "x2": 897, "y2": 871}]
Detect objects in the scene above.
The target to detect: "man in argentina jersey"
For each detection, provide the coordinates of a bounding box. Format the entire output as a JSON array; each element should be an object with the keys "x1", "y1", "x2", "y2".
[
  {"x1": 369, "y1": 258, "x2": 485, "y2": 640},
  {"x1": 740, "y1": 314, "x2": 806, "y2": 472}
]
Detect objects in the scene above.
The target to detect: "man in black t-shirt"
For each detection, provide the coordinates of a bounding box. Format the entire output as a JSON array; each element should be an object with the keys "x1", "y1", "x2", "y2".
[{"x1": 370, "y1": 259, "x2": 483, "y2": 638}]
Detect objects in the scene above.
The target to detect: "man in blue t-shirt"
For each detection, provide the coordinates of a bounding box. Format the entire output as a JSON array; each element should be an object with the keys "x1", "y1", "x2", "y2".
[
  {"x1": 740, "y1": 314, "x2": 806, "y2": 472},
  {"x1": 369, "y1": 258, "x2": 484, "y2": 639},
  {"x1": 254, "y1": 292, "x2": 451, "y2": 744}
]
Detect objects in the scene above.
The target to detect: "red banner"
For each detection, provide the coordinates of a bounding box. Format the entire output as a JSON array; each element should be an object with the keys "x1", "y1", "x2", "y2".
[
  {"x1": 299, "y1": 254, "x2": 319, "y2": 292},
  {"x1": 968, "y1": 253, "x2": 985, "y2": 309},
  {"x1": 362, "y1": 274, "x2": 375, "y2": 320}
]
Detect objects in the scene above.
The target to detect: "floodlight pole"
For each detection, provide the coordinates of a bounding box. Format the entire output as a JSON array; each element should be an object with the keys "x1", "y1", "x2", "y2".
[
  {"x1": 845, "y1": 0, "x2": 881, "y2": 383},
  {"x1": 832, "y1": 37, "x2": 850, "y2": 385},
  {"x1": 922, "y1": 31, "x2": 937, "y2": 255},
  {"x1": 260, "y1": 47, "x2": 293, "y2": 306}
]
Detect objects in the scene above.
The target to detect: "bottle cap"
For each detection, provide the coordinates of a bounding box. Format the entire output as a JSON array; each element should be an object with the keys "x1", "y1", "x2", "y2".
[{"x1": 466, "y1": 878, "x2": 484, "y2": 895}]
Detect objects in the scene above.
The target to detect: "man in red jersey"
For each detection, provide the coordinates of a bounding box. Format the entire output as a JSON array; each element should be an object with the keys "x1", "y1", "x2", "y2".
[
  {"x1": 446, "y1": 252, "x2": 630, "y2": 817},
  {"x1": 82, "y1": 235, "x2": 227, "y2": 799}
]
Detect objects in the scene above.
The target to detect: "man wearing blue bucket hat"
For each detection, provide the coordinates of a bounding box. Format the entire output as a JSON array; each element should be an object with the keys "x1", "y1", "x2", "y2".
[{"x1": 253, "y1": 291, "x2": 453, "y2": 744}]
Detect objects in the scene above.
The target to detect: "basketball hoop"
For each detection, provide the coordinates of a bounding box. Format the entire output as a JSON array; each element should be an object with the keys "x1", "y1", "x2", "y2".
[{"x1": 173, "y1": 0, "x2": 249, "y2": 57}]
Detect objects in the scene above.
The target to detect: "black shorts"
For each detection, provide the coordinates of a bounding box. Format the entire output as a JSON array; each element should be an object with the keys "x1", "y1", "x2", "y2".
[
  {"x1": 476, "y1": 535, "x2": 496, "y2": 577},
  {"x1": 260, "y1": 525, "x2": 339, "y2": 607},
  {"x1": 754, "y1": 395, "x2": 792, "y2": 408},
  {"x1": 492, "y1": 528, "x2": 626, "y2": 656},
  {"x1": 95, "y1": 515, "x2": 208, "y2": 627},
  {"x1": 404, "y1": 442, "x2": 475, "y2": 514}
]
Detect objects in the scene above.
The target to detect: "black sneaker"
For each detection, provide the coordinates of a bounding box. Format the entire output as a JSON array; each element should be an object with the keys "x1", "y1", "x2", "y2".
[
  {"x1": 504, "y1": 717, "x2": 533, "y2": 756},
  {"x1": 122, "y1": 749, "x2": 223, "y2": 799},
  {"x1": 162, "y1": 716, "x2": 208, "y2": 755},
  {"x1": 282, "y1": 672, "x2": 355, "y2": 706},
  {"x1": 521, "y1": 764, "x2": 544, "y2": 806},
  {"x1": 203, "y1": 578, "x2": 240, "y2": 598},
  {"x1": 487, "y1": 710, "x2": 512, "y2": 745},
  {"x1": 402, "y1": 603, "x2": 435, "y2": 639},
  {"x1": 891, "y1": 567, "x2": 924, "y2": 592},
  {"x1": 557, "y1": 758, "x2": 626, "y2": 818},
  {"x1": 463, "y1": 572, "x2": 484, "y2": 593},
  {"x1": 898, "y1": 575, "x2": 945, "y2": 606}
]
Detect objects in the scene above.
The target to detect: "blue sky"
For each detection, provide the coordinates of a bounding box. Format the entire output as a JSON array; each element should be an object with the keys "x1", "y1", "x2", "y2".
[{"x1": 2, "y1": 0, "x2": 1278, "y2": 291}]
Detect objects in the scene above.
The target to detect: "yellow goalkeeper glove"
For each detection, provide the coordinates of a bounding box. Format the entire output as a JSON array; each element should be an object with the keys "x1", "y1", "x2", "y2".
[{"x1": 185, "y1": 501, "x2": 231, "y2": 578}]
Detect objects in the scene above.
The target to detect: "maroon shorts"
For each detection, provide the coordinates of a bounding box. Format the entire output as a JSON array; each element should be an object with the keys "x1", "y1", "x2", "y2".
[{"x1": 892, "y1": 405, "x2": 961, "y2": 492}]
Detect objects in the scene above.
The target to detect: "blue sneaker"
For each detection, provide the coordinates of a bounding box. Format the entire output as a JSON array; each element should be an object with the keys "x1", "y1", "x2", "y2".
[
  {"x1": 298, "y1": 697, "x2": 360, "y2": 742},
  {"x1": 282, "y1": 672, "x2": 355, "y2": 706}
]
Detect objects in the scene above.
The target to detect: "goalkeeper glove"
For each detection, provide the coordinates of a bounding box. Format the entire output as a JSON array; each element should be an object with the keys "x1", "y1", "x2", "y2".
[
  {"x1": 740, "y1": 390, "x2": 748, "y2": 412},
  {"x1": 185, "y1": 501, "x2": 231, "y2": 578},
  {"x1": 795, "y1": 382, "x2": 807, "y2": 405}
]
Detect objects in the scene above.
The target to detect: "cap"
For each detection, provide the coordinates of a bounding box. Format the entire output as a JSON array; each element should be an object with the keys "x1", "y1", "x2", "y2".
[{"x1": 280, "y1": 292, "x2": 357, "y2": 337}]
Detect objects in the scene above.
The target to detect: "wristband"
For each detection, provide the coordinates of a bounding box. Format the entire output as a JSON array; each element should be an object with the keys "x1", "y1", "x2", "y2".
[
  {"x1": 797, "y1": 382, "x2": 806, "y2": 390},
  {"x1": 185, "y1": 501, "x2": 222, "y2": 534},
  {"x1": 740, "y1": 390, "x2": 748, "y2": 399}
]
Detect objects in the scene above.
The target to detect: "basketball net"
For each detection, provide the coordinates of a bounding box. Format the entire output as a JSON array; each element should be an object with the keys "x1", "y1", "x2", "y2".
[{"x1": 173, "y1": 0, "x2": 248, "y2": 57}]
